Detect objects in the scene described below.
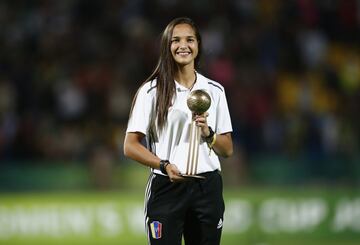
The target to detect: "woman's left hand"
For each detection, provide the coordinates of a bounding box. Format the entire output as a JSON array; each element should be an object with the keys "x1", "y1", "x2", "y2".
[{"x1": 194, "y1": 112, "x2": 210, "y2": 137}]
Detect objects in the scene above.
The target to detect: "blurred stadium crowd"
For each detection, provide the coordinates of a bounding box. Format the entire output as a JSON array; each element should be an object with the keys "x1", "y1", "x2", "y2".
[{"x1": 0, "y1": 0, "x2": 359, "y2": 185}]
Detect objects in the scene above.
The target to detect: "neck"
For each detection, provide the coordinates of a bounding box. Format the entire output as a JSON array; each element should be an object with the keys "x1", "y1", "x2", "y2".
[{"x1": 175, "y1": 66, "x2": 196, "y2": 89}]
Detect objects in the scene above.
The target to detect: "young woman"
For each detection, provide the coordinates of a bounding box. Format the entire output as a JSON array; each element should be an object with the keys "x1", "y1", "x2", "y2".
[{"x1": 124, "y1": 17, "x2": 233, "y2": 245}]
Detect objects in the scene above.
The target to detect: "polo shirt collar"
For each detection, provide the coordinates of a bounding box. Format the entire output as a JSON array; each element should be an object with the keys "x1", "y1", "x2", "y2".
[{"x1": 175, "y1": 71, "x2": 209, "y2": 92}]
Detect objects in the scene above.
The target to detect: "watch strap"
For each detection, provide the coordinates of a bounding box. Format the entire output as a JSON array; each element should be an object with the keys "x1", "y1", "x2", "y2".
[{"x1": 159, "y1": 160, "x2": 170, "y2": 175}]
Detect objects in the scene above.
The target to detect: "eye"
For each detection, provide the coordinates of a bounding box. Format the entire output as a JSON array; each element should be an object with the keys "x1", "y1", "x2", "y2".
[
  {"x1": 187, "y1": 38, "x2": 195, "y2": 43},
  {"x1": 171, "y1": 39, "x2": 179, "y2": 43}
]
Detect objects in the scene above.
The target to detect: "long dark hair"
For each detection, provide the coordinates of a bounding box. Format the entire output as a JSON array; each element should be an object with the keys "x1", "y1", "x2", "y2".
[{"x1": 131, "y1": 17, "x2": 202, "y2": 131}]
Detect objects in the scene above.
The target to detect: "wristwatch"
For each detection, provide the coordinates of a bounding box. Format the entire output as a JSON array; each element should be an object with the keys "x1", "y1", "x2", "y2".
[
  {"x1": 159, "y1": 160, "x2": 170, "y2": 175},
  {"x1": 205, "y1": 126, "x2": 215, "y2": 144}
]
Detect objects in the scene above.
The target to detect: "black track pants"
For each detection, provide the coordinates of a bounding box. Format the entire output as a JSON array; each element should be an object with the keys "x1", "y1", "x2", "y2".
[{"x1": 145, "y1": 170, "x2": 225, "y2": 245}]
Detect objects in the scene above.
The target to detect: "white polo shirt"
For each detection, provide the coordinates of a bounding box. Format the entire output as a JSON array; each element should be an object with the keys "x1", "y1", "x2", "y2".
[{"x1": 126, "y1": 72, "x2": 233, "y2": 175}]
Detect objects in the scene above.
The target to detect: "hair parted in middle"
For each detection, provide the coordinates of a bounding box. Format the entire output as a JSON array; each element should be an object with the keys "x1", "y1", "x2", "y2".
[{"x1": 146, "y1": 17, "x2": 202, "y2": 130}]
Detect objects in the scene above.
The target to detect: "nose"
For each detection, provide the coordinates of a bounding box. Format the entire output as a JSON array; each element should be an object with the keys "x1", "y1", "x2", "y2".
[{"x1": 179, "y1": 39, "x2": 188, "y2": 49}]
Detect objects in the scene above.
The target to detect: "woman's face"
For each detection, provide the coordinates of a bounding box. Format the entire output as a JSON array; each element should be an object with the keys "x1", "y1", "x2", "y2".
[{"x1": 170, "y1": 23, "x2": 199, "y2": 67}]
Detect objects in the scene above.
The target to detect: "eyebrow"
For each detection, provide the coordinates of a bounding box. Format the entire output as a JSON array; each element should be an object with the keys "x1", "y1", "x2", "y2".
[{"x1": 171, "y1": 35, "x2": 196, "y2": 39}]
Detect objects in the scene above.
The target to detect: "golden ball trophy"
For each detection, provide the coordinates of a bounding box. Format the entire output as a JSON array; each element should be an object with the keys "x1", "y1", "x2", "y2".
[{"x1": 182, "y1": 90, "x2": 211, "y2": 179}]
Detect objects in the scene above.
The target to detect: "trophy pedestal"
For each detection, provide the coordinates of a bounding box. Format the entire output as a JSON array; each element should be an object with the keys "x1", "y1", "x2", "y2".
[{"x1": 184, "y1": 89, "x2": 211, "y2": 180}]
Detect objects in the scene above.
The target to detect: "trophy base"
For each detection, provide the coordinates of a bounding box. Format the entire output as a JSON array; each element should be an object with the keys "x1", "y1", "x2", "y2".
[{"x1": 180, "y1": 174, "x2": 206, "y2": 179}]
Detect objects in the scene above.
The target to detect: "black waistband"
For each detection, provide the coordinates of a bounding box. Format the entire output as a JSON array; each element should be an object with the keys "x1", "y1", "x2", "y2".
[
  {"x1": 198, "y1": 169, "x2": 220, "y2": 177},
  {"x1": 154, "y1": 169, "x2": 220, "y2": 178}
]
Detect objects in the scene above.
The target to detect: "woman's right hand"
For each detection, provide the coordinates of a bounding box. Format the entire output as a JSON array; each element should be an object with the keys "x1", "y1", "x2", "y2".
[{"x1": 166, "y1": 164, "x2": 185, "y2": 182}]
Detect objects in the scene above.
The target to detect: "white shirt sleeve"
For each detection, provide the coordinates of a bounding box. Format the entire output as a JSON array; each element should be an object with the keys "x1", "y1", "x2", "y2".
[
  {"x1": 216, "y1": 89, "x2": 233, "y2": 134},
  {"x1": 126, "y1": 84, "x2": 154, "y2": 135}
]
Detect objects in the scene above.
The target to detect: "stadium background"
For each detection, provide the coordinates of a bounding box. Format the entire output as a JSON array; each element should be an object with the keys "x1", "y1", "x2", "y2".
[{"x1": 0, "y1": 0, "x2": 359, "y2": 244}]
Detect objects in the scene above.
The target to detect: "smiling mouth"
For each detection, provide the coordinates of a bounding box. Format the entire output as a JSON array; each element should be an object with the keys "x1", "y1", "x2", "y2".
[{"x1": 176, "y1": 51, "x2": 191, "y2": 56}]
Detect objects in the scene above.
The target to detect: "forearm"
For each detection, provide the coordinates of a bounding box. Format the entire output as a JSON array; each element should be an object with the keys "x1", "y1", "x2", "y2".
[
  {"x1": 211, "y1": 133, "x2": 233, "y2": 158},
  {"x1": 195, "y1": 114, "x2": 233, "y2": 158},
  {"x1": 123, "y1": 133, "x2": 161, "y2": 169},
  {"x1": 124, "y1": 132, "x2": 183, "y2": 181}
]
